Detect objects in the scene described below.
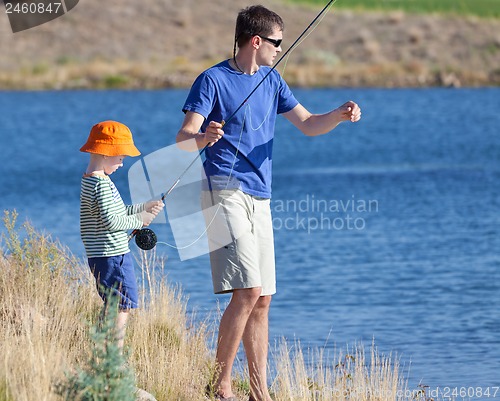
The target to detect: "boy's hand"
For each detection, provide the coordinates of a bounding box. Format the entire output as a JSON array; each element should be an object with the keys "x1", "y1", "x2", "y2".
[
  {"x1": 139, "y1": 210, "x2": 157, "y2": 227},
  {"x1": 145, "y1": 200, "x2": 164, "y2": 215},
  {"x1": 140, "y1": 200, "x2": 164, "y2": 227}
]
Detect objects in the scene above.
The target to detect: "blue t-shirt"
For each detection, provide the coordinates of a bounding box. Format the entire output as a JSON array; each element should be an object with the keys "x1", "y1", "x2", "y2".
[{"x1": 182, "y1": 59, "x2": 299, "y2": 198}]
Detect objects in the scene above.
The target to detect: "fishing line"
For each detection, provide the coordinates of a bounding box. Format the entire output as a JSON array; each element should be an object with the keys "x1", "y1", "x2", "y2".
[
  {"x1": 132, "y1": 0, "x2": 338, "y2": 250},
  {"x1": 153, "y1": 110, "x2": 249, "y2": 251},
  {"x1": 240, "y1": 0, "x2": 337, "y2": 131},
  {"x1": 133, "y1": 101, "x2": 253, "y2": 251}
]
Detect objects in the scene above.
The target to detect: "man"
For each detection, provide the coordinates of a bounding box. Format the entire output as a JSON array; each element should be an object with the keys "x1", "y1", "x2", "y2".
[{"x1": 176, "y1": 5, "x2": 361, "y2": 401}]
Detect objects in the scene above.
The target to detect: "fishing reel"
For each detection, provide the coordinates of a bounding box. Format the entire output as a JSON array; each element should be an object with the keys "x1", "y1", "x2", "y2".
[{"x1": 134, "y1": 228, "x2": 158, "y2": 251}]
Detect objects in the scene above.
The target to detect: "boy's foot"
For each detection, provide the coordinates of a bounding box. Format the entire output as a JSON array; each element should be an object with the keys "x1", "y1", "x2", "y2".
[{"x1": 215, "y1": 395, "x2": 238, "y2": 401}]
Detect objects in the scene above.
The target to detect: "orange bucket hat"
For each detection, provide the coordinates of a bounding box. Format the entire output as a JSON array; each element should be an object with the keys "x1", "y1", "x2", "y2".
[{"x1": 80, "y1": 120, "x2": 141, "y2": 157}]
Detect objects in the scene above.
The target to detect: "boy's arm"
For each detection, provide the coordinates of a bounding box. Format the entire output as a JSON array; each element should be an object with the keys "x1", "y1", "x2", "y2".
[
  {"x1": 126, "y1": 200, "x2": 164, "y2": 216},
  {"x1": 96, "y1": 181, "x2": 144, "y2": 231},
  {"x1": 125, "y1": 203, "x2": 146, "y2": 215}
]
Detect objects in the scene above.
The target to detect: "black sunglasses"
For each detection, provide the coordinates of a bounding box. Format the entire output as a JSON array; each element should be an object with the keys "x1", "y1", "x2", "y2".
[{"x1": 258, "y1": 35, "x2": 282, "y2": 48}]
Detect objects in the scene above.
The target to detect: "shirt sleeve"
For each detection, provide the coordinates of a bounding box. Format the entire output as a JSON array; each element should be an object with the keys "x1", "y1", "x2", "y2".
[
  {"x1": 182, "y1": 72, "x2": 217, "y2": 119},
  {"x1": 95, "y1": 181, "x2": 143, "y2": 231},
  {"x1": 126, "y1": 203, "x2": 146, "y2": 215},
  {"x1": 276, "y1": 72, "x2": 299, "y2": 114}
]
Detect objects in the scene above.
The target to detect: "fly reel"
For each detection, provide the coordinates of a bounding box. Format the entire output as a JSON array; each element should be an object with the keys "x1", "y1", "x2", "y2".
[{"x1": 134, "y1": 228, "x2": 157, "y2": 250}]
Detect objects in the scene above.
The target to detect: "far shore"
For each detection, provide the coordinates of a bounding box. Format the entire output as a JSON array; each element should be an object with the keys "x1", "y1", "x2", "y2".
[
  {"x1": 0, "y1": 63, "x2": 500, "y2": 90},
  {"x1": 1, "y1": 2, "x2": 499, "y2": 90},
  {"x1": 0, "y1": 58, "x2": 496, "y2": 90}
]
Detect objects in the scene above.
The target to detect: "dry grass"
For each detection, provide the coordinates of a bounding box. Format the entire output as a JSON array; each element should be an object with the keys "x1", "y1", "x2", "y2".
[
  {"x1": 270, "y1": 341, "x2": 405, "y2": 401},
  {"x1": 127, "y1": 251, "x2": 213, "y2": 401},
  {"x1": 0, "y1": 210, "x2": 214, "y2": 401},
  {"x1": 0, "y1": 59, "x2": 205, "y2": 90},
  {"x1": 0, "y1": 58, "x2": 496, "y2": 90},
  {"x1": 0, "y1": 210, "x2": 100, "y2": 401},
  {"x1": 0, "y1": 210, "x2": 418, "y2": 401}
]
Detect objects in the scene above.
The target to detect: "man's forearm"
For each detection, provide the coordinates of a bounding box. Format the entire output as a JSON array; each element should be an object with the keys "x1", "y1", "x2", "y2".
[
  {"x1": 176, "y1": 129, "x2": 209, "y2": 151},
  {"x1": 301, "y1": 110, "x2": 343, "y2": 137}
]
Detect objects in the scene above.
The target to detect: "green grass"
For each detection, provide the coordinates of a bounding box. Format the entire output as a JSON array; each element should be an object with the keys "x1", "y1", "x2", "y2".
[{"x1": 286, "y1": 0, "x2": 500, "y2": 18}]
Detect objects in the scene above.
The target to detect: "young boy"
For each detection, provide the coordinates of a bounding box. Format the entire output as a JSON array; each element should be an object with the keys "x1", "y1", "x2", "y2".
[{"x1": 80, "y1": 120, "x2": 163, "y2": 348}]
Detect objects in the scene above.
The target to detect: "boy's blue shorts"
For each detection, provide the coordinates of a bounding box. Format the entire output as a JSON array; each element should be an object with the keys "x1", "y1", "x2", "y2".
[{"x1": 88, "y1": 253, "x2": 139, "y2": 309}]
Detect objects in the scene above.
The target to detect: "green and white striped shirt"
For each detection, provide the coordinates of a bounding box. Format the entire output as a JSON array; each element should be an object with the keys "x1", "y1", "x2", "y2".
[{"x1": 80, "y1": 174, "x2": 144, "y2": 257}]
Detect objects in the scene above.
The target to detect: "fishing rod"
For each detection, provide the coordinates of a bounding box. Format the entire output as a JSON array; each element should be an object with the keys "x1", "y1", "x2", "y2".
[{"x1": 132, "y1": 0, "x2": 337, "y2": 250}]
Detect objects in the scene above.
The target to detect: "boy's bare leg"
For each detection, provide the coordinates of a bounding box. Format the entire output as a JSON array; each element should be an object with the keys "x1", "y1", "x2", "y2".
[{"x1": 116, "y1": 309, "x2": 130, "y2": 350}]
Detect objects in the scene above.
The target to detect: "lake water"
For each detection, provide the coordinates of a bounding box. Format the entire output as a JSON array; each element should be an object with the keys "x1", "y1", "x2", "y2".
[{"x1": 0, "y1": 88, "x2": 499, "y2": 398}]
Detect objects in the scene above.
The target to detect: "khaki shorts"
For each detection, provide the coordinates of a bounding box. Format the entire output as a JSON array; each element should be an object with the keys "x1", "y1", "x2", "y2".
[{"x1": 201, "y1": 189, "x2": 276, "y2": 296}]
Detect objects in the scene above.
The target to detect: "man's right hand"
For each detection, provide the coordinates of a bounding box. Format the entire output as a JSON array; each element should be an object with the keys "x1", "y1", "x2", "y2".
[{"x1": 204, "y1": 121, "x2": 224, "y2": 146}]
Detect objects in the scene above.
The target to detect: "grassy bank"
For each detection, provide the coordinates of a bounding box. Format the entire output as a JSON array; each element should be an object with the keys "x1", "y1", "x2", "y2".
[
  {"x1": 287, "y1": 0, "x2": 500, "y2": 19},
  {"x1": 1, "y1": 210, "x2": 425, "y2": 401}
]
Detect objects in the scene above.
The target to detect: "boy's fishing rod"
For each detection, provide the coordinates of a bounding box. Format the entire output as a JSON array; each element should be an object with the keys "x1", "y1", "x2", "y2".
[{"x1": 132, "y1": 0, "x2": 337, "y2": 250}]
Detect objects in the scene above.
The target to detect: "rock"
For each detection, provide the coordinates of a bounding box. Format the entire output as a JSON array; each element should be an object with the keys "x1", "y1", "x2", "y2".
[
  {"x1": 438, "y1": 72, "x2": 462, "y2": 88},
  {"x1": 135, "y1": 387, "x2": 157, "y2": 401},
  {"x1": 387, "y1": 10, "x2": 405, "y2": 24}
]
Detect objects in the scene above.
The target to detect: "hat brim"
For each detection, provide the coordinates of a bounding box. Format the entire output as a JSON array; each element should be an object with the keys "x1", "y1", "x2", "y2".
[{"x1": 80, "y1": 143, "x2": 141, "y2": 157}]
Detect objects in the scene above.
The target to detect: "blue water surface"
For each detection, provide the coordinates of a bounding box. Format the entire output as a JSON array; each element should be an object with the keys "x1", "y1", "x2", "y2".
[{"x1": 0, "y1": 88, "x2": 498, "y2": 397}]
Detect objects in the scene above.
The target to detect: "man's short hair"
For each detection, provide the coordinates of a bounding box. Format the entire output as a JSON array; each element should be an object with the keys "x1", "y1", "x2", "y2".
[{"x1": 235, "y1": 5, "x2": 284, "y2": 48}]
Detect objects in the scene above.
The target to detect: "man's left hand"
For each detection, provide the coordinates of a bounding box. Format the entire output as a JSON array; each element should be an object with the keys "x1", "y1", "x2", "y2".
[{"x1": 337, "y1": 101, "x2": 362, "y2": 123}]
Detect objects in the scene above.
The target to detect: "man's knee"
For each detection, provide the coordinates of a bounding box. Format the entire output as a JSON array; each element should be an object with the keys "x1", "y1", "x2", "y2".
[
  {"x1": 250, "y1": 295, "x2": 272, "y2": 318},
  {"x1": 231, "y1": 287, "x2": 264, "y2": 308},
  {"x1": 256, "y1": 295, "x2": 272, "y2": 309}
]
